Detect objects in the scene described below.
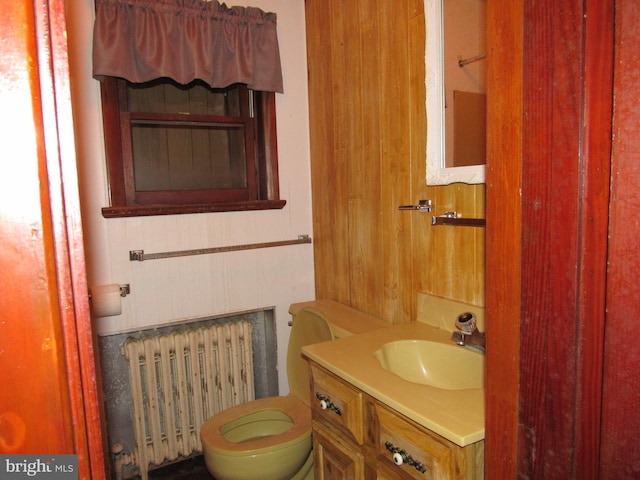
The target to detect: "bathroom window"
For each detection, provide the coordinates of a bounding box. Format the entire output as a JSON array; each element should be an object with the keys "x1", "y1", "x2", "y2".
[
  {"x1": 100, "y1": 78, "x2": 284, "y2": 217},
  {"x1": 93, "y1": 0, "x2": 286, "y2": 217}
]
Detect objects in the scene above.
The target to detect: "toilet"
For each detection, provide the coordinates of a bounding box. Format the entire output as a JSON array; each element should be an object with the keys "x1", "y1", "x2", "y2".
[{"x1": 200, "y1": 306, "x2": 333, "y2": 480}]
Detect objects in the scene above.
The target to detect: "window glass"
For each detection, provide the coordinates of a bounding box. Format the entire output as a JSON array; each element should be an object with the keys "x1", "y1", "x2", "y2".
[
  {"x1": 99, "y1": 76, "x2": 285, "y2": 217},
  {"x1": 128, "y1": 81, "x2": 248, "y2": 192}
]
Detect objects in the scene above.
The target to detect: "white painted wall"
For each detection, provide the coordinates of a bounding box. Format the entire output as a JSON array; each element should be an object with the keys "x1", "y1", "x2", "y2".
[{"x1": 65, "y1": 0, "x2": 315, "y2": 394}]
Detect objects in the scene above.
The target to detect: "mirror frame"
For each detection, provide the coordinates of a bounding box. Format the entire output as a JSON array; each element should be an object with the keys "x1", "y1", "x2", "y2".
[{"x1": 425, "y1": 0, "x2": 485, "y2": 185}]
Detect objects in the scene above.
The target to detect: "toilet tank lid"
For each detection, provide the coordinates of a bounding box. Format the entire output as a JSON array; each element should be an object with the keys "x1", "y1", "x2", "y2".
[{"x1": 289, "y1": 300, "x2": 388, "y2": 337}]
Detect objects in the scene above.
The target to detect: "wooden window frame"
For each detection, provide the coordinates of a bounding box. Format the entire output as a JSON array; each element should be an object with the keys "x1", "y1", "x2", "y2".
[{"x1": 99, "y1": 77, "x2": 286, "y2": 217}]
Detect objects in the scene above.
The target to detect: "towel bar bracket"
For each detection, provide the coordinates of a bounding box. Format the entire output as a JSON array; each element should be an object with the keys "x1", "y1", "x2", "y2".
[
  {"x1": 398, "y1": 199, "x2": 433, "y2": 212},
  {"x1": 431, "y1": 214, "x2": 486, "y2": 227}
]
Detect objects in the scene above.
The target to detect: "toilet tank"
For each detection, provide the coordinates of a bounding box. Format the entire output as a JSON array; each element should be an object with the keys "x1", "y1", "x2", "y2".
[
  {"x1": 288, "y1": 300, "x2": 389, "y2": 339},
  {"x1": 286, "y1": 300, "x2": 388, "y2": 405}
]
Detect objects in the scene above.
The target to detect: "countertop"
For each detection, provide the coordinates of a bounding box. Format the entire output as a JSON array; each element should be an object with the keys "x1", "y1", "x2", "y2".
[{"x1": 302, "y1": 322, "x2": 485, "y2": 446}]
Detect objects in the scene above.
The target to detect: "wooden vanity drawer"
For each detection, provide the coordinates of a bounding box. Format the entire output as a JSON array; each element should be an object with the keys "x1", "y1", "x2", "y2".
[
  {"x1": 375, "y1": 402, "x2": 466, "y2": 480},
  {"x1": 310, "y1": 363, "x2": 364, "y2": 445}
]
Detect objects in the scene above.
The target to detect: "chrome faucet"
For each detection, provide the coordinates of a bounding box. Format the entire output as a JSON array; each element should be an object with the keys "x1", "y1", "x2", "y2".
[{"x1": 451, "y1": 312, "x2": 486, "y2": 354}]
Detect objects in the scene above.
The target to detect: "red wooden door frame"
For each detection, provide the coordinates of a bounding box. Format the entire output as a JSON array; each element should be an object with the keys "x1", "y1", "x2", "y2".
[
  {"x1": 486, "y1": 0, "x2": 614, "y2": 478},
  {"x1": 0, "y1": 0, "x2": 106, "y2": 477},
  {"x1": 599, "y1": 2, "x2": 640, "y2": 477}
]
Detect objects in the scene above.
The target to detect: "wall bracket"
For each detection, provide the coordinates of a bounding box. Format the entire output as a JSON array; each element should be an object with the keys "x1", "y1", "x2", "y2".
[{"x1": 431, "y1": 212, "x2": 486, "y2": 227}]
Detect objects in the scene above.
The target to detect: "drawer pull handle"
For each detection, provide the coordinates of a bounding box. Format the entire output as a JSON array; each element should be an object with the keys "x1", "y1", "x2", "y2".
[
  {"x1": 315, "y1": 392, "x2": 343, "y2": 416},
  {"x1": 385, "y1": 441, "x2": 427, "y2": 474}
]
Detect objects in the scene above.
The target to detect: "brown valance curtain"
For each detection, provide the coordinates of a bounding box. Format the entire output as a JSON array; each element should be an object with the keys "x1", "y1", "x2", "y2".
[{"x1": 93, "y1": 0, "x2": 284, "y2": 93}]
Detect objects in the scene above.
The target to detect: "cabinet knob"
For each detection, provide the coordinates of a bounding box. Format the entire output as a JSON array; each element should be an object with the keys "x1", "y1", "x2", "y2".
[
  {"x1": 384, "y1": 441, "x2": 428, "y2": 474},
  {"x1": 392, "y1": 452, "x2": 406, "y2": 466},
  {"x1": 315, "y1": 392, "x2": 343, "y2": 416}
]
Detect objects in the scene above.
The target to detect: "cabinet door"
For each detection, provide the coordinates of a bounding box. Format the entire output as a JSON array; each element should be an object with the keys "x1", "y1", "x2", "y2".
[
  {"x1": 377, "y1": 461, "x2": 411, "y2": 480},
  {"x1": 313, "y1": 420, "x2": 365, "y2": 479}
]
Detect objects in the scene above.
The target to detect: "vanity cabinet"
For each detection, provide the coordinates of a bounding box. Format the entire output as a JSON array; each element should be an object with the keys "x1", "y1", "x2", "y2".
[{"x1": 309, "y1": 362, "x2": 484, "y2": 480}]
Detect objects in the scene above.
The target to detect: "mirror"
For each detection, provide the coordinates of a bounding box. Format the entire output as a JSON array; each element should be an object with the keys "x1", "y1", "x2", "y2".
[{"x1": 426, "y1": 0, "x2": 486, "y2": 185}]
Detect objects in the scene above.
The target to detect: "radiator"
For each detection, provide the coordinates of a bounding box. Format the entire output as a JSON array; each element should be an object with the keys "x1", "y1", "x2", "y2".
[{"x1": 122, "y1": 320, "x2": 255, "y2": 480}]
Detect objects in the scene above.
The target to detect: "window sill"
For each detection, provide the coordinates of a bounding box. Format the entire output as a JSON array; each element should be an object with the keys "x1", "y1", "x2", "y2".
[{"x1": 102, "y1": 200, "x2": 287, "y2": 218}]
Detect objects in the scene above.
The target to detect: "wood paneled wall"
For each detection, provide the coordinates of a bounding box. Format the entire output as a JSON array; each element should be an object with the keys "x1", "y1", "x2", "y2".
[{"x1": 306, "y1": 0, "x2": 485, "y2": 323}]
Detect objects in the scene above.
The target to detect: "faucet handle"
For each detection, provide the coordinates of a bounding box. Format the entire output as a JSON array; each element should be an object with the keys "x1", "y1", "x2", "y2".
[{"x1": 455, "y1": 312, "x2": 477, "y2": 334}]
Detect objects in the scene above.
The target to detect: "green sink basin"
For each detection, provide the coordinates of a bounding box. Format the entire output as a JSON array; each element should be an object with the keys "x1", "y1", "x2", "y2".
[{"x1": 374, "y1": 340, "x2": 485, "y2": 390}]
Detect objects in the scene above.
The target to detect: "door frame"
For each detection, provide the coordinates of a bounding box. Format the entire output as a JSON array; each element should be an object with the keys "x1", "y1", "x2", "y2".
[
  {"x1": 0, "y1": 0, "x2": 107, "y2": 476},
  {"x1": 485, "y1": 0, "x2": 614, "y2": 477},
  {"x1": 36, "y1": 0, "x2": 108, "y2": 474}
]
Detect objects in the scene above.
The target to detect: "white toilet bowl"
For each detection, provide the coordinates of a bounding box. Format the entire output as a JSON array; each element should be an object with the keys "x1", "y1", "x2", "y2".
[{"x1": 200, "y1": 307, "x2": 333, "y2": 480}]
